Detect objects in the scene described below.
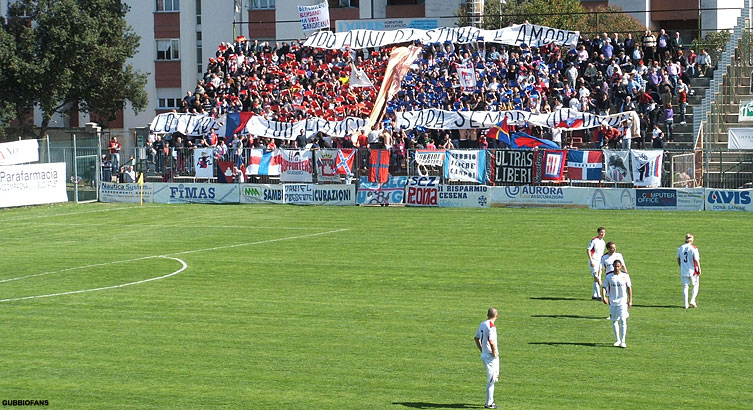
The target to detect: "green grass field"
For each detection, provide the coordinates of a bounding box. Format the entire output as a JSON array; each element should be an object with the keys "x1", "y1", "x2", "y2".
[{"x1": 0, "y1": 203, "x2": 751, "y2": 409}]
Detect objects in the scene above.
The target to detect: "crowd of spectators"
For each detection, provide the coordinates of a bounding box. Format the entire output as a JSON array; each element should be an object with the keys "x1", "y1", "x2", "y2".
[{"x1": 149, "y1": 27, "x2": 711, "y2": 175}]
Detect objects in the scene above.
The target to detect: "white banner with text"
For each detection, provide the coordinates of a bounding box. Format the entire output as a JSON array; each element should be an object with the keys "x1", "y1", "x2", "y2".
[
  {"x1": 0, "y1": 162, "x2": 67, "y2": 208},
  {"x1": 100, "y1": 182, "x2": 153, "y2": 204},
  {"x1": 0, "y1": 139, "x2": 39, "y2": 165},
  {"x1": 304, "y1": 24, "x2": 579, "y2": 49},
  {"x1": 152, "y1": 183, "x2": 240, "y2": 204}
]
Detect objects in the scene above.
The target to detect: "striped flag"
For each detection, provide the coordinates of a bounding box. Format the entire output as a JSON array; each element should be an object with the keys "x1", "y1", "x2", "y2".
[
  {"x1": 567, "y1": 150, "x2": 604, "y2": 181},
  {"x1": 248, "y1": 149, "x2": 281, "y2": 176}
]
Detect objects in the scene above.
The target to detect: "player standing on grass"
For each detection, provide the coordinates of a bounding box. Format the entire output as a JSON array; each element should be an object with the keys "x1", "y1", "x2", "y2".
[
  {"x1": 677, "y1": 233, "x2": 701, "y2": 309},
  {"x1": 601, "y1": 242, "x2": 628, "y2": 278},
  {"x1": 474, "y1": 308, "x2": 499, "y2": 409},
  {"x1": 602, "y1": 260, "x2": 632, "y2": 348},
  {"x1": 587, "y1": 227, "x2": 607, "y2": 300}
]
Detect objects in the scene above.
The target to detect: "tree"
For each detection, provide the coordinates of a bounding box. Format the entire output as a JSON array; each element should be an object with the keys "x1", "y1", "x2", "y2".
[
  {"x1": 456, "y1": 0, "x2": 586, "y2": 31},
  {"x1": 455, "y1": 1, "x2": 645, "y2": 38},
  {"x1": 0, "y1": 0, "x2": 147, "y2": 139},
  {"x1": 578, "y1": 6, "x2": 646, "y2": 39}
]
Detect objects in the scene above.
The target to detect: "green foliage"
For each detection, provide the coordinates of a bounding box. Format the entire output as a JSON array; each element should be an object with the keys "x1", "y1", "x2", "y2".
[
  {"x1": 578, "y1": 5, "x2": 646, "y2": 38},
  {"x1": 456, "y1": 0, "x2": 586, "y2": 31},
  {"x1": 1, "y1": 203, "x2": 752, "y2": 408},
  {"x1": 0, "y1": 0, "x2": 147, "y2": 137},
  {"x1": 692, "y1": 29, "x2": 731, "y2": 64}
]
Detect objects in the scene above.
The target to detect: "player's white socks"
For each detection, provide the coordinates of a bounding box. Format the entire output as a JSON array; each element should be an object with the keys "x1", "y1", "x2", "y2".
[
  {"x1": 620, "y1": 319, "x2": 627, "y2": 343},
  {"x1": 593, "y1": 282, "x2": 600, "y2": 297},
  {"x1": 612, "y1": 320, "x2": 621, "y2": 343},
  {"x1": 683, "y1": 284, "x2": 689, "y2": 308},
  {"x1": 691, "y1": 283, "x2": 699, "y2": 305},
  {"x1": 486, "y1": 377, "x2": 495, "y2": 406}
]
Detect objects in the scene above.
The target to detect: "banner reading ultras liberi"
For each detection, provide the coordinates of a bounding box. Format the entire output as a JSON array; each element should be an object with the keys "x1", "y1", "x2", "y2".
[
  {"x1": 396, "y1": 108, "x2": 638, "y2": 131},
  {"x1": 304, "y1": 24, "x2": 579, "y2": 49}
]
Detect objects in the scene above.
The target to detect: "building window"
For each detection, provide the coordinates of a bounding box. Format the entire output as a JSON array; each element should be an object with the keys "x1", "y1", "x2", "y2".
[
  {"x1": 250, "y1": 0, "x2": 275, "y2": 9},
  {"x1": 157, "y1": 39, "x2": 180, "y2": 60},
  {"x1": 158, "y1": 98, "x2": 181, "y2": 109},
  {"x1": 387, "y1": 0, "x2": 423, "y2": 5},
  {"x1": 156, "y1": 0, "x2": 180, "y2": 12},
  {"x1": 197, "y1": 47, "x2": 203, "y2": 73},
  {"x1": 334, "y1": 0, "x2": 359, "y2": 6}
]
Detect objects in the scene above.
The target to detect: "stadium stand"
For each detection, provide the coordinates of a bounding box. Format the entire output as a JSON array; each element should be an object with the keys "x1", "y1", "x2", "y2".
[{"x1": 143, "y1": 29, "x2": 708, "y2": 179}]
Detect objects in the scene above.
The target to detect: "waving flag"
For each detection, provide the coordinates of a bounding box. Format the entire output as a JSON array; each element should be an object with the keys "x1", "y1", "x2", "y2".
[
  {"x1": 505, "y1": 132, "x2": 560, "y2": 150},
  {"x1": 335, "y1": 149, "x2": 356, "y2": 175},
  {"x1": 235, "y1": 150, "x2": 246, "y2": 175},
  {"x1": 220, "y1": 112, "x2": 254, "y2": 138},
  {"x1": 369, "y1": 149, "x2": 390, "y2": 183},
  {"x1": 486, "y1": 117, "x2": 511, "y2": 143},
  {"x1": 567, "y1": 150, "x2": 603, "y2": 181},
  {"x1": 457, "y1": 66, "x2": 476, "y2": 91},
  {"x1": 556, "y1": 116, "x2": 585, "y2": 129},
  {"x1": 248, "y1": 149, "x2": 281, "y2": 176},
  {"x1": 349, "y1": 63, "x2": 374, "y2": 88}
]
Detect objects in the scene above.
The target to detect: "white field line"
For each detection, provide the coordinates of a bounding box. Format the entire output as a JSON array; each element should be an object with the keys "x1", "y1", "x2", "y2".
[
  {"x1": 0, "y1": 257, "x2": 187, "y2": 303},
  {"x1": 30, "y1": 222, "x2": 320, "y2": 230},
  {"x1": 0, "y1": 228, "x2": 347, "y2": 302},
  {"x1": 0, "y1": 205, "x2": 152, "y2": 223}
]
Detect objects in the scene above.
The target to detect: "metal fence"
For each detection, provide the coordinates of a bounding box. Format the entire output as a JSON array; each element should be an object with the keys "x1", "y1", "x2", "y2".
[
  {"x1": 33, "y1": 133, "x2": 101, "y2": 202},
  {"x1": 104, "y1": 146, "x2": 702, "y2": 188}
]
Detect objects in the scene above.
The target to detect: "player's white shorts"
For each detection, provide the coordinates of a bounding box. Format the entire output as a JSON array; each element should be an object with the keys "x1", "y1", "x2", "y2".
[
  {"x1": 481, "y1": 352, "x2": 499, "y2": 382},
  {"x1": 681, "y1": 275, "x2": 699, "y2": 286},
  {"x1": 589, "y1": 263, "x2": 601, "y2": 278},
  {"x1": 609, "y1": 304, "x2": 629, "y2": 321}
]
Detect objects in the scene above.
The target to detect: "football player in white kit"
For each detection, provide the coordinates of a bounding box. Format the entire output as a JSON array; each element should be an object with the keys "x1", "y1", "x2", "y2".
[
  {"x1": 587, "y1": 227, "x2": 607, "y2": 299},
  {"x1": 600, "y1": 242, "x2": 628, "y2": 277},
  {"x1": 474, "y1": 308, "x2": 499, "y2": 409},
  {"x1": 677, "y1": 233, "x2": 701, "y2": 309},
  {"x1": 602, "y1": 259, "x2": 632, "y2": 348}
]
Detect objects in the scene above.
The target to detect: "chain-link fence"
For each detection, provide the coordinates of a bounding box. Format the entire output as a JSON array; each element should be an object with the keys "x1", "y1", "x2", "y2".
[
  {"x1": 110, "y1": 145, "x2": 700, "y2": 188},
  {"x1": 33, "y1": 132, "x2": 101, "y2": 202}
]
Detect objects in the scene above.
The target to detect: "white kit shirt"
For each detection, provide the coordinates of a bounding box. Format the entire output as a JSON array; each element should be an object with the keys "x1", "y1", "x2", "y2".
[
  {"x1": 677, "y1": 243, "x2": 700, "y2": 277},
  {"x1": 587, "y1": 237, "x2": 606, "y2": 266},
  {"x1": 601, "y1": 252, "x2": 626, "y2": 275},
  {"x1": 604, "y1": 273, "x2": 632, "y2": 306},
  {"x1": 475, "y1": 319, "x2": 498, "y2": 356}
]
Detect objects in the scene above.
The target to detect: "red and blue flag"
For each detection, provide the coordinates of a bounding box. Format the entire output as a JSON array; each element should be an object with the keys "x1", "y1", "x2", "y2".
[
  {"x1": 556, "y1": 116, "x2": 584, "y2": 129},
  {"x1": 222, "y1": 112, "x2": 254, "y2": 138},
  {"x1": 335, "y1": 149, "x2": 356, "y2": 175},
  {"x1": 486, "y1": 116, "x2": 511, "y2": 144},
  {"x1": 506, "y1": 132, "x2": 560, "y2": 150},
  {"x1": 369, "y1": 149, "x2": 390, "y2": 183},
  {"x1": 567, "y1": 150, "x2": 604, "y2": 181}
]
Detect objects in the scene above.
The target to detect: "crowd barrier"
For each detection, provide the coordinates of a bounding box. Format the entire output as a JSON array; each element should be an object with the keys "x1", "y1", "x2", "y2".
[{"x1": 99, "y1": 181, "x2": 753, "y2": 212}]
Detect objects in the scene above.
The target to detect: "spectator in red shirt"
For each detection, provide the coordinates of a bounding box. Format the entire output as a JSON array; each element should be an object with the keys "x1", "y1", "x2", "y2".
[{"x1": 108, "y1": 136, "x2": 121, "y2": 170}]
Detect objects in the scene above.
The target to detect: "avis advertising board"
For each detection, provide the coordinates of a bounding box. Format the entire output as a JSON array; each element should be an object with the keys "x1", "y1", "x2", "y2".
[{"x1": 704, "y1": 188, "x2": 753, "y2": 211}]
